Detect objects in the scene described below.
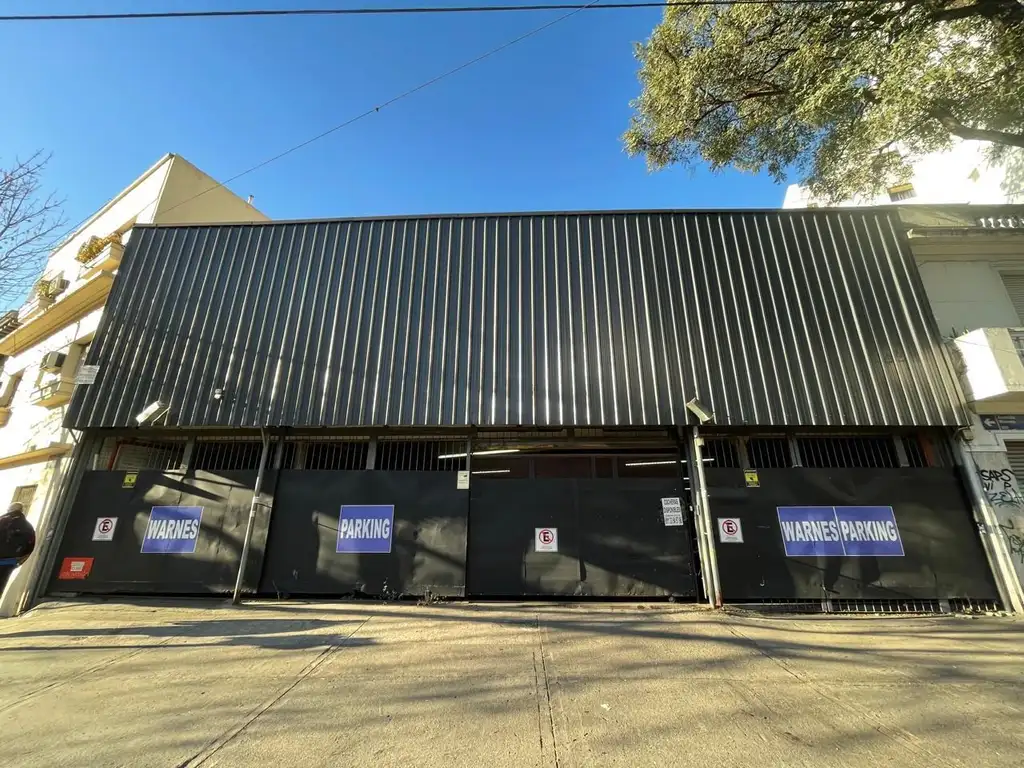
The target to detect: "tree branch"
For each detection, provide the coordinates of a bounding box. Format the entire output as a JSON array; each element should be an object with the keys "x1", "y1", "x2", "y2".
[
  {"x1": 932, "y1": 108, "x2": 1024, "y2": 148},
  {"x1": 930, "y1": 0, "x2": 1024, "y2": 24}
]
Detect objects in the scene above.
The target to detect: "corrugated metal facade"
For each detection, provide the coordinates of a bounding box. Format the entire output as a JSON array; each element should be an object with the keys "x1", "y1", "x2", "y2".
[{"x1": 66, "y1": 210, "x2": 968, "y2": 429}]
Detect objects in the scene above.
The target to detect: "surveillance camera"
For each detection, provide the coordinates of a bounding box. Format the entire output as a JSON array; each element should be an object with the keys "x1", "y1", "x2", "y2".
[
  {"x1": 135, "y1": 400, "x2": 169, "y2": 425},
  {"x1": 686, "y1": 398, "x2": 715, "y2": 424}
]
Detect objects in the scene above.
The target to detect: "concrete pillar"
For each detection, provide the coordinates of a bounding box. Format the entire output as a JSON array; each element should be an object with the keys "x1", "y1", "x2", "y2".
[{"x1": 957, "y1": 429, "x2": 1024, "y2": 613}]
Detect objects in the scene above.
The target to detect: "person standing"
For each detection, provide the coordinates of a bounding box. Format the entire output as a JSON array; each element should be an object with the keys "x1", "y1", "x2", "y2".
[{"x1": 0, "y1": 503, "x2": 36, "y2": 592}]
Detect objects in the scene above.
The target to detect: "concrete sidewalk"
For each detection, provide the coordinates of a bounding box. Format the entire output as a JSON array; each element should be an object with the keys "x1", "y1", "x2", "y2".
[{"x1": 0, "y1": 601, "x2": 1020, "y2": 767}]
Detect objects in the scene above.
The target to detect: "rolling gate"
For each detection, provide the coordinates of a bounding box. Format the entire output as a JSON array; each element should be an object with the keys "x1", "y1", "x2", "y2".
[
  {"x1": 47, "y1": 432, "x2": 697, "y2": 600},
  {"x1": 47, "y1": 432, "x2": 999, "y2": 608}
]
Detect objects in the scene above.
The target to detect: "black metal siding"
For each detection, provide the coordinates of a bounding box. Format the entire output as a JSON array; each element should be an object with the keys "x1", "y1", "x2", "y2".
[{"x1": 67, "y1": 211, "x2": 967, "y2": 428}]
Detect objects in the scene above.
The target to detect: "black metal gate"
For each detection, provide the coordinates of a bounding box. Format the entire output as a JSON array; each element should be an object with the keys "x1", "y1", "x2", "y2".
[
  {"x1": 258, "y1": 470, "x2": 469, "y2": 597},
  {"x1": 47, "y1": 469, "x2": 264, "y2": 595},
  {"x1": 468, "y1": 470, "x2": 697, "y2": 598}
]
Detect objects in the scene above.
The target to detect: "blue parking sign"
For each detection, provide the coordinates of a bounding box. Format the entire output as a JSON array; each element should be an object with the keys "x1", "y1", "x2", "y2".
[
  {"x1": 141, "y1": 506, "x2": 203, "y2": 554},
  {"x1": 777, "y1": 506, "x2": 904, "y2": 557},
  {"x1": 336, "y1": 505, "x2": 394, "y2": 554}
]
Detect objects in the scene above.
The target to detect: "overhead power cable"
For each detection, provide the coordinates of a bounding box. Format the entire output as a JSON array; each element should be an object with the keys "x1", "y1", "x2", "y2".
[
  {"x1": 1, "y1": 0, "x2": 919, "y2": 23},
  {"x1": 44, "y1": 0, "x2": 606, "y2": 247}
]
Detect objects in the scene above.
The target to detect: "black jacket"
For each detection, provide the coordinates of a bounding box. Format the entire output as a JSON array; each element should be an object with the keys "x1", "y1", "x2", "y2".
[{"x1": 0, "y1": 512, "x2": 36, "y2": 563}]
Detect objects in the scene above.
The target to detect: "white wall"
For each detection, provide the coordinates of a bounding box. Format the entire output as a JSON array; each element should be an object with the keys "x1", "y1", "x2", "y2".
[
  {"x1": 0, "y1": 307, "x2": 102, "y2": 513},
  {"x1": 154, "y1": 157, "x2": 268, "y2": 225},
  {"x1": 783, "y1": 140, "x2": 1024, "y2": 209},
  {"x1": 39, "y1": 158, "x2": 173, "y2": 290},
  {"x1": 918, "y1": 261, "x2": 1021, "y2": 335},
  {"x1": 28, "y1": 154, "x2": 267, "y2": 296}
]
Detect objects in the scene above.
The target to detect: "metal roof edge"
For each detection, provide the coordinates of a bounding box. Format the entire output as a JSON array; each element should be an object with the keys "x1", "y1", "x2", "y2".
[{"x1": 126, "y1": 206, "x2": 902, "y2": 229}]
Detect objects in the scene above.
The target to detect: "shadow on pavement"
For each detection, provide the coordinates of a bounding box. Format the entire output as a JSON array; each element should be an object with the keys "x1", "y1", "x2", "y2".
[{"x1": 0, "y1": 617, "x2": 373, "y2": 651}]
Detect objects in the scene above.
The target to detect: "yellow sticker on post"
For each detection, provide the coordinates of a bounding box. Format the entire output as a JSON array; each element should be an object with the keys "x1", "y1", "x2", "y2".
[{"x1": 744, "y1": 470, "x2": 759, "y2": 488}]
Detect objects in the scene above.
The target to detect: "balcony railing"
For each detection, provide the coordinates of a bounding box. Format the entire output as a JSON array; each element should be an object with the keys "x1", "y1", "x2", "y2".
[
  {"x1": 0, "y1": 311, "x2": 18, "y2": 341},
  {"x1": 78, "y1": 241, "x2": 123, "y2": 280},
  {"x1": 30, "y1": 377, "x2": 75, "y2": 408},
  {"x1": 20, "y1": 292, "x2": 54, "y2": 321}
]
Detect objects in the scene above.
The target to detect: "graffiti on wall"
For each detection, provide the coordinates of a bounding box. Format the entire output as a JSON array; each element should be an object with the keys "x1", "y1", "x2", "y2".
[
  {"x1": 1000, "y1": 518, "x2": 1024, "y2": 566},
  {"x1": 978, "y1": 468, "x2": 1024, "y2": 508},
  {"x1": 974, "y1": 462, "x2": 1024, "y2": 572}
]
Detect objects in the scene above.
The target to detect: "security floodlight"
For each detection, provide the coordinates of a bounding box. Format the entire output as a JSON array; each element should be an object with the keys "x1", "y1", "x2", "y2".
[
  {"x1": 686, "y1": 398, "x2": 715, "y2": 424},
  {"x1": 135, "y1": 400, "x2": 169, "y2": 425}
]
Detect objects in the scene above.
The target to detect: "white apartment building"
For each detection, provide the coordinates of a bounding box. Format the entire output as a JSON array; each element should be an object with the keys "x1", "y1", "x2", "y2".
[
  {"x1": 0, "y1": 154, "x2": 268, "y2": 616},
  {"x1": 782, "y1": 140, "x2": 1024, "y2": 209}
]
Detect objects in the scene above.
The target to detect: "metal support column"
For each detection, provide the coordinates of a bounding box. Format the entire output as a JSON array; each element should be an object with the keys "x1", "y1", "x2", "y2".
[
  {"x1": 685, "y1": 435, "x2": 712, "y2": 603},
  {"x1": 787, "y1": 435, "x2": 802, "y2": 467},
  {"x1": 178, "y1": 437, "x2": 196, "y2": 473},
  {"x1": 232, "y1": 428, "x2": 272, "y2": 605},
  {"x1": 689, "y1": 428, "x2": 722, "y2": 607},
  {"x1": 955, "y1": 438, "x2": 1024, "y2": 613}
]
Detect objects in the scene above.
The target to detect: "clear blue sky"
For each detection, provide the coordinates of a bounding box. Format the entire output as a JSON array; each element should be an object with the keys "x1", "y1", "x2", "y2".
[{"x1": 0, "y1": 1, "x2": 785, "y2": 226}]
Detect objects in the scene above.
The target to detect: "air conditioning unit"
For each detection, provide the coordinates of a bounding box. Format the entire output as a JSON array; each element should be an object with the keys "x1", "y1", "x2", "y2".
[
  {"x1": 41, "y1": 278, "x2": 70, "y2": 299},
  {"x1": 40, "y1": 351, "x2": 66, "y2": 373}
]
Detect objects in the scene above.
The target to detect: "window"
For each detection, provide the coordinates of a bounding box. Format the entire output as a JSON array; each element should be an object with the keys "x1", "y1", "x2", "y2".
[
  {"x1": 702, "y1": 438, "x2": 740, "y2": 468},
  {"x1": 797, "y1": 436, "x2": 898, "y2": 468},
  {"x1": 887, "y1": 183, "x2": 916, "y2": 202},
  {"x1": 75, "y1": 341, "x2": 92, "y2": 369},
  {"x1": 304, "y1": 440, "x2": 368, "y2": 470},
  {"x1": 375, "y1": 440, "x2": 467, "y2": 471},
  {"x1": 193, "y1": 440, "x2": 263, "y2": 471},
  {"x1": 1000, "y1": 272, "x2": 1024, "y2": 326},
  {"x1": 747, "y1": 437, "x2": 791, "y2": 468},
  {"x1": 10, "y1": 485, "x2": 36, "y2": 512},
  {"x1": 103, "y1": 438, "x2": 186, "y2": 471},
  {"x1": 1006, "y1": 442, "x2": 1024, "y2": 486},
  {"x1": 0, "y1": 371, "x2": 23, "y2": 408}
]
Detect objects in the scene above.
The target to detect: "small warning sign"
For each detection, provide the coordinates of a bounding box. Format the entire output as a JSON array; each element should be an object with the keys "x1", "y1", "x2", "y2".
[
  {"x1": 535, "y1": 527, "x2": 558, "y2": 552},
  {"x1": 123, "y1": 472, "x2": 138, "y2": 489},
  {"x1": 718, "y1": 517, "x2": 744, "y2": 543},
  {"x1": 661, "y1": 497, "x2": 685, "y2": 526},
  {"x1": 456, "y1": 470, "x2": 470, "y2": 490},
  {"x1": 75, "y1": 365, "x2": 99, "y2": 385},
  {"x1": 92, "y1": 517, "x2": 118, "y2": 541},
  {"x1": 58, "y1": 557, "x2": 94, "y2": 580},
  {"x1": 744, "y1": 470, "x2": 760, "y2": 488}
]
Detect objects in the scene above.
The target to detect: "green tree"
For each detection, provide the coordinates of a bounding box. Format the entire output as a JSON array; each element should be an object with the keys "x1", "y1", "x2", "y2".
[{"x1": 624, "y1": 0, "x2": 1024, "y2": 202}]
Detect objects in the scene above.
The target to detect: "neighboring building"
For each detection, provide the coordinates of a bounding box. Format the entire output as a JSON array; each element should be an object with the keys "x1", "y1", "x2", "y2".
[
  {"x1": 28, "y1": 210, "x2": 1019, "y2": 614},
  {"x1": 0, "y1": 154, "x2": 267, "y2": 616},
  {"x1": 891, "y1": 204, "x2": 1024, "y2": 601},
  {"x1": 782, "y1": 140, "x2": 1024, "y2": 209}
]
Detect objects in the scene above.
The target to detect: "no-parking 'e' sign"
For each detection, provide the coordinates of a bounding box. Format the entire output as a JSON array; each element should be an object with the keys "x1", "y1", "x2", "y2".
[
  {"x1": 717, "y1": 517, "x2": 744, "y2": 543},
  {"x1": 92, "y1": 517, "x2": 118, "y2": 541},
  {"x1": 535, "y1": 527, "x2": 558, "y2": 553}
]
